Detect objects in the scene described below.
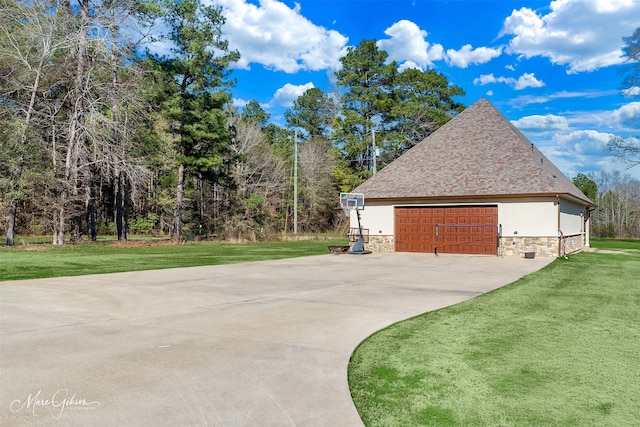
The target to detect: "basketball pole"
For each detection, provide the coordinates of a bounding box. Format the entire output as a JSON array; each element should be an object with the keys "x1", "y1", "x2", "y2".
[
  {"x1": 350, "y1": 210, "x2": 365, "y2": 252},
  {"x1": 349, "y1": 209, "x2": 371, "y2": 255}
]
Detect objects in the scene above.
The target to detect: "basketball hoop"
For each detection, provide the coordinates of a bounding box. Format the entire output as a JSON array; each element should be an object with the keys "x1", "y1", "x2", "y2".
[
  {"x1": 340, "y1": 193, "x2": 362, "y2": 218},
  {"x1": 338, "y1": 192, "x2": 371, "y2": 255},
  {"x1": 339, "y1": 192, "x2": 364, "y2": 212}
]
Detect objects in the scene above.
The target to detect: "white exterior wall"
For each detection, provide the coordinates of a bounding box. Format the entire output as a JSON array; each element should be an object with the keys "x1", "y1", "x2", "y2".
[
  {"x1": 498, "y1": 198, "x2": 557, "y2": 237},
  {"x1": 559, "y1": 199, "x2": 584, "y2": 236},
  {"x1": 349, "y1": 203, "x2": 394, "y2": 235}
]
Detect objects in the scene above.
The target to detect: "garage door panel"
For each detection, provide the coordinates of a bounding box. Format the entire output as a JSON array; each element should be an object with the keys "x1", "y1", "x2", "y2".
[{"x1": 395, "y1": 206, "x2": 498, "y2": 255}]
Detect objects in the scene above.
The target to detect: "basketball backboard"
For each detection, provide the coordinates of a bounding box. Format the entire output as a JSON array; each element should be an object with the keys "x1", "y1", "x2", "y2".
[{"x1": 339, "y1": 192, "x2": 365, "y2": 211}]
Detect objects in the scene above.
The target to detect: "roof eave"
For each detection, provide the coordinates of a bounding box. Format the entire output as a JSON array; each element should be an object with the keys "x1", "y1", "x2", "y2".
[
  {"x1": 558, "y1": 193, "x2": 596, "y2": 208},
  {"x1": 364, "y1": 192, "x2": 595, "y2": 207}
]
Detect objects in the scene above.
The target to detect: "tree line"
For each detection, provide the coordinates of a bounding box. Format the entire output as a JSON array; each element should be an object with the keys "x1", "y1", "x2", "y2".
[
  {"x1": 2, "y1": 2, "x2": 638, "y2": 246},
  {"x1": 608, "y1": 27, "x2": 640, "y2": 169},
  {"x1": 573, "y1": 172, "x2": 640, "y2": 239},
  {"x1": 0, "y1": 0, "x2": 465, "y2": 245},
  {"x1": 596, "y1": 26, "x2": 640, "y2": 239}
]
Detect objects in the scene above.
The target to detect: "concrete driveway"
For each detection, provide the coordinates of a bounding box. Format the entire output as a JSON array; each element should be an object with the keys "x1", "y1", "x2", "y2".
[{"x1": 1, "y1": 252, "x2": 552, "y2": 426}]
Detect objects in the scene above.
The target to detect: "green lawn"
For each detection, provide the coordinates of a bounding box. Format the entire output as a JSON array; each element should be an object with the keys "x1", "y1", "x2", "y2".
[
  {"x1": 349, "y1": 238, "x2": 640, "y2": 426},
  {"x1": 588, "y1": 237, "x2": 640, "y2": 251},
  {"x1": 0, "y1": 238, "x2": 347, "y2": 281}
]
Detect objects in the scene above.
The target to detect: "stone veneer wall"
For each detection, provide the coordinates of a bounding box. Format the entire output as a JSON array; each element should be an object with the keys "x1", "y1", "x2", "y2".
[
  {"x1": 500, "y1": 234, "x2": 584, "y2": 257},
  {"x1": 365, "y1": 234, "x2": 585, "y2": 256},
  {"x1": 366, "y1": 235, "x2": 394, "y2": 253},
  {"x1": 560, "y1": 234, "x2": 584, "y2": 256}
]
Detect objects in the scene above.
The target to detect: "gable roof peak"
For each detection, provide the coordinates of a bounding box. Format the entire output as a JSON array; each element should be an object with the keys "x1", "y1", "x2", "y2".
[{"x1": 355, "y1": 98, "x2": 593, "y2": 206}]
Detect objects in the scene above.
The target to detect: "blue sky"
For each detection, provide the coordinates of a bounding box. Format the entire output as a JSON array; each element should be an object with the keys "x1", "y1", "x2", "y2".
[{"x1": 198, "y1": 0, "x2": 640, "y2": 180}]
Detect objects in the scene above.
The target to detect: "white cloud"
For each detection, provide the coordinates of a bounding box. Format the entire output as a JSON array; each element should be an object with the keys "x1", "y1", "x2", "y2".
[
  {"x1": 397, "y1": 61, "x2": 422, "y2": 72},
  {"x1": 377, "y1": 20, "x2": 444, "y2": 69},
  {"x1": 474, "y1": 74, "x2": 507, "y2": 86},
  {"x1": 271, "y1": 82, "x2": 314, "y2": 107},
  {"x1": 514, "y1": 102, "x2": 640, "y2": 180},
  {"x1": 511, "y1": 101, "x2": 640, "y2": 134},
  {"x1": 486, "y1": 90, "x2": 494, "y2": 96},
  {"x1": 499, "y1": 0, "x2": 640, "y2": 73},
  {"x1": 622, "y1": 86, "x2": 640, "y2": 98},
  {"x1": 473, "y1": 72, "x2": 544, "y2": 90},
  {"x1": 232, "y1": 98, "x2": 249, "y2": 108},
  {"x1": 210, "y1": 0, "x2": 348, "y2": 73},
  {"x1": 445, "y1": 44, "x2": 502, "y2": 68},
  {"x1": 525, "y1": 128, "x2": 623, "y2": 179},
  {"x1": 514, "y1": 72, "x2": 545, "y2": 90},
  {"x1": 512, "y1": 114, "x2": 569, "y2": 131},
  {"x1": 613, "y1": 102, "x2": 640, "y2": 127},
  {"x1": 554, "y1": 130, "x2": 613, "y2": 154},
  {"x1": 508, "y1": 90, "x2": 618, "y2": 107}
]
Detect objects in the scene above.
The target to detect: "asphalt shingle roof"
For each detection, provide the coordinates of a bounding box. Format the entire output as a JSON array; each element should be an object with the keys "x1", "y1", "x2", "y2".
[{"x1": 355, "y1": 98, "x2": 594, "y2": 206}]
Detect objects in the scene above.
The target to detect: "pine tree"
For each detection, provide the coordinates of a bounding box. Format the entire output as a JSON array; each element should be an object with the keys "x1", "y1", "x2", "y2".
[{"x1": 148, "y1": 0, "x2": 239, "y2": 242}]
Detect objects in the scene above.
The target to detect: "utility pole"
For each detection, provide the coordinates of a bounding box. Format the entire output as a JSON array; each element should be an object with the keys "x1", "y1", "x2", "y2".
[
  {"x1": 372, "y1": 128, "x2": 377, "y2": 175},
  {"x1": 293, "y1": 130, "x2": 298, "y2": 234}
]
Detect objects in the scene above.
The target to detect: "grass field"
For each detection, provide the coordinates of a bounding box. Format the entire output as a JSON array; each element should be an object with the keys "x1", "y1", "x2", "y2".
[
  {"x1": 586, "y1": 238, "x2": 640, "y2": 251},
  {"x1": 0, "y1": 238, "x2": 347, "y2": 281},
  {"x1": 349, "y1": 238, "x2": 640, "y2": 426}
]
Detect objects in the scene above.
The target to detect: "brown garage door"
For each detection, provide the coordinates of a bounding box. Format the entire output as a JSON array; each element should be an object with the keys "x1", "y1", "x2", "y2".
[{"x1": 395, "y1": 206, "x2": 498, "y2": 255}]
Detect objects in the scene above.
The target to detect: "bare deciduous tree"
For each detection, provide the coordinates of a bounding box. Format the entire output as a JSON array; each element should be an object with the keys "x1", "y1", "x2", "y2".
[
  {"x1": 227, "y1": 115, "x2": 288, "y2": 239},
  {"x1": 608, "y1": 136, "x2": 640, "y2": 169},
  {"x1": 0, "y1": 0, "x2": 72, "y2": 245},
  {"x1": 590, "y1": 171, "x2": 640, "y2": 238},
  {"x1": 609, "y1": 28, "x2": 640, "y2": 171},
  {"x1": 298, "y1": 136, "x2": 337, "y2": 232}
]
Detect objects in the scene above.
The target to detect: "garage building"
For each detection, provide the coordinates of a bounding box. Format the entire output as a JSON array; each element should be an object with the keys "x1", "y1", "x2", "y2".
[{"x1": 351, "y1": 98, "x2": 595, "y2": 257}]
